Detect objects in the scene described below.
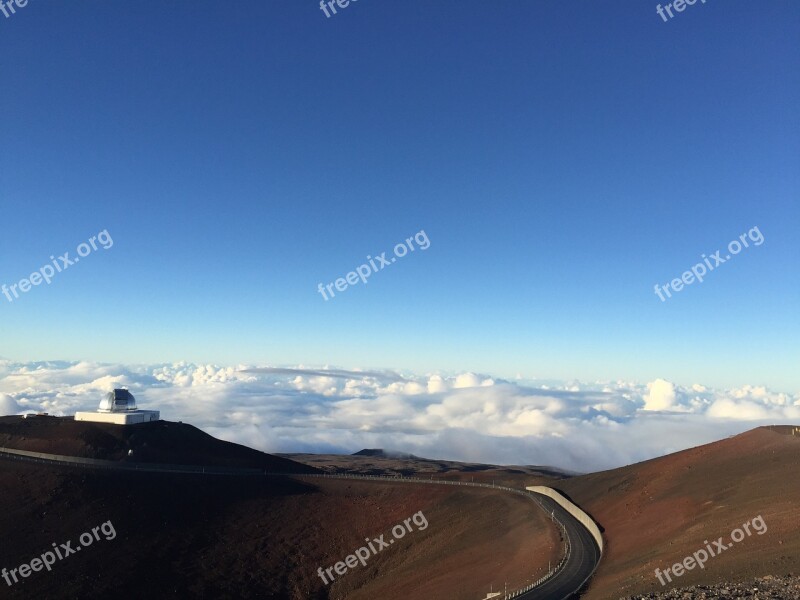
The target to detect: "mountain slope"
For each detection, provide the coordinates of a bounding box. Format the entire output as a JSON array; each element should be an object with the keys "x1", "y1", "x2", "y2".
[
  {"x1": 0, "y1": 415, "x2": 315, "y2": 473},
  {"x1": 556, "y1": 426, "x2": 800, "y2": 598}
]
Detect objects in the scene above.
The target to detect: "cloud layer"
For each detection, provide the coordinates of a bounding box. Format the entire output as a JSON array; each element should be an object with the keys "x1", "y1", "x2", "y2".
[{"x1": 1, "y1": 360, "x2": 797, "y2": 472}]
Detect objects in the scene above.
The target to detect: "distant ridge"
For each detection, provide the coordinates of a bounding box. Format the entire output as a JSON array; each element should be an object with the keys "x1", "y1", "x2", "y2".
[{"x1": 352, "y1": 448, "x2": 421, "y2": 460}]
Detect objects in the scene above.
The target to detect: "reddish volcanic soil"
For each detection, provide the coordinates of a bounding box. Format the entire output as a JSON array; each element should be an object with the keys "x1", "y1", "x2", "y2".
[
  {"x1": 0, "y1": 419, "x2": 560, "y2": 600},
  {"x1": 300, "y1": 479, "x2": 558, "y2": 600},
  {"x1": 556, "y1": 426, "x2": 800, "y2": 599},
  {"x1": 0, "y1": 416, "x2": 314, "y2": 473},
  {"x1": 4, "y1": 417, "x2": 795, "y2": 599}
]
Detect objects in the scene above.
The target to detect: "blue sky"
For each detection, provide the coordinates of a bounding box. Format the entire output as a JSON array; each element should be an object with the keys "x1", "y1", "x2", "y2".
[{"x1": 1, "y1": 0, "x2": 798, "y2": 392}]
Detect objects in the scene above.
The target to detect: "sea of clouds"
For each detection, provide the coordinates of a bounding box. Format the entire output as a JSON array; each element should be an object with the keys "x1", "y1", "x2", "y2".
[{"x1": 0, "y1": 360, "x2": 797, "y2": 472}]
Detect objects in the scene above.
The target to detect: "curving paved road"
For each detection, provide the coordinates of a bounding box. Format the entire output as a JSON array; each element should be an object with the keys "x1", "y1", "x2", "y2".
[
  {"x1": 518, "y1": 494, "x2": 601, "y2": 599},
  {"x1": 0, "y1": 449, "x2": 601, "y2": 599}
]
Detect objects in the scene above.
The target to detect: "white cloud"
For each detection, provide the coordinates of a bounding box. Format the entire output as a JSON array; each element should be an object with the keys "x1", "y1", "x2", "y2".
[
  {"x1": 643, "y1": 378, "x2": 678, "y2": 411},
  {"x1": 0, "y1": 393, "x2": 21, "y2": 415},
  {"x1": 0, "y1": 361, "x2": 797, "y2": 472},
  {"x1": 453, "y1": 372, "x2": 494, "y2": 389}
]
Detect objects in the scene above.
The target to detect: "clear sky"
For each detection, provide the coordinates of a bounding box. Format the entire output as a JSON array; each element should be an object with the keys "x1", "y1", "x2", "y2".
[{"x1": 1, "y1": 0, "x2": 798, "y2": 391}]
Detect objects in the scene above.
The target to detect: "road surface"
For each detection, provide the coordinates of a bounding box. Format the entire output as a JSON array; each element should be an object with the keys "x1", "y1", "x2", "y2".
[{"x1": 516, "y1": 494, "x2": 601, "y2": 599}]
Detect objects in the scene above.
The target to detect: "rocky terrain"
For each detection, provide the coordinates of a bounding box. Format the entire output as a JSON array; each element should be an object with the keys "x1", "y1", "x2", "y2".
[{"x1": 621, "y1": 575, "x2": 800, "y2": 599}]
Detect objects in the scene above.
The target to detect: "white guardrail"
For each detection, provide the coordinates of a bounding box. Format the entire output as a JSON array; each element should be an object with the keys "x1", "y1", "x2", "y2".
[{"x1": 526, "y1": 486, "x2": 604, "y2": 554}]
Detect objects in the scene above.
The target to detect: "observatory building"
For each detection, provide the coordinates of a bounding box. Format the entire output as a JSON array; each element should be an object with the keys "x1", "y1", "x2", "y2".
[{"x1": 75, "y1": 389, "x2": 160, "y2": 425}]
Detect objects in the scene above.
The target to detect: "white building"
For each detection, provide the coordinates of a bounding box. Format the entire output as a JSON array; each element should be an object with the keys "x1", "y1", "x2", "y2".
[{"x1": 75, "y1": 389, "x2": 160, "y2": 425}]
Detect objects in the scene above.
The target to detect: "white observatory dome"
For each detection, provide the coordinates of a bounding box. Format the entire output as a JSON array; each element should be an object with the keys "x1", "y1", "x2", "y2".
[{"x1": 98, "y1": 389, "x2": 138, "y2": 413}]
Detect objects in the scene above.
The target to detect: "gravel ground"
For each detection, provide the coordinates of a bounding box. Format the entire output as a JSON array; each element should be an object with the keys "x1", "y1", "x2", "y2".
[{"x1": 620, "y1": 575, "x2": 800, "y2": 599}]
